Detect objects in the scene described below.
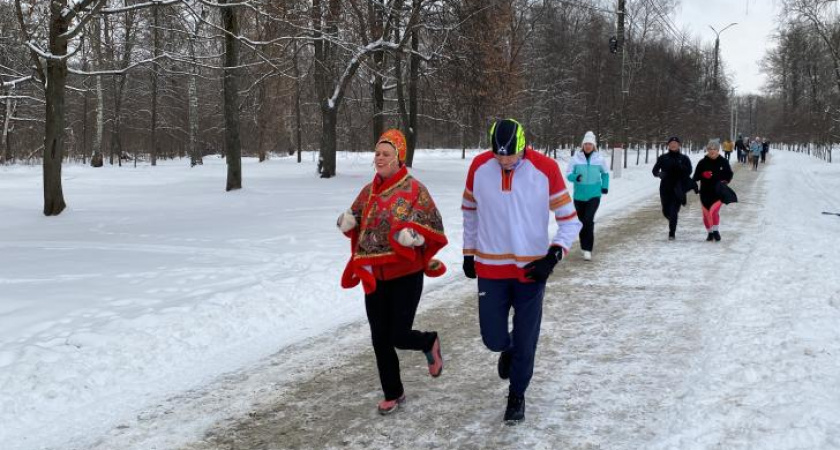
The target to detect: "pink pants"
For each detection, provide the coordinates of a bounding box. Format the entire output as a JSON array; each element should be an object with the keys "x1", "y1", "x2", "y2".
[{"x1": 702, "y1": 201, "x2": 722, "y2": 231}]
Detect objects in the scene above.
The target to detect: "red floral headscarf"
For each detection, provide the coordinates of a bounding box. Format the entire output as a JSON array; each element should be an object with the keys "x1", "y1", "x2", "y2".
[{"x1": 377, "y1": 129, "x2": 407, "y2": 163}]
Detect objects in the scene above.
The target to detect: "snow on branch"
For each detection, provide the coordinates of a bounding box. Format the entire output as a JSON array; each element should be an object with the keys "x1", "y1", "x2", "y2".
[
  {"x1": 326, "y1": 1, "x2": 423, "y2": 110},
  {"x1": 0, "y1": 76, "x2": 34, "y2": 89},
  {"x1": 67, "y1": 54, "x2": 171, "y2": 76},
  {"x1": 328, "y1": 38, "x2": 402, "y2": 108},
  {"x1": 60, "y1": 0, "x2": 107, "y2": 42},
  {"x1": 99, "y1": 0, "x2": 184, "y2": 15},
  {"x1": 26, "y1": 40, "x2": 82, "y2": 61},
  {"x1": 0, "y1": 95, "x2": 45, "y2": 104}
]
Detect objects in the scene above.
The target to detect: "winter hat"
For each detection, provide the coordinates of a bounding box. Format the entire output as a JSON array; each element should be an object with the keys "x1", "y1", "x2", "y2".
[
  {"x1": 377, "y1": 129, "x2": 407, "y2": 163},
  {"x1": 489, "y1": 119, "x2": 526, "y2": 156},
  {"x1": 706, "y1": 138, "x2": 721, "y2": 150},
  {"x1": 581, "y1": 131, "x2": 597, "y2": 148},
  {"x1": 667, "y1": 136, "x2": 681, "y2": 145}
]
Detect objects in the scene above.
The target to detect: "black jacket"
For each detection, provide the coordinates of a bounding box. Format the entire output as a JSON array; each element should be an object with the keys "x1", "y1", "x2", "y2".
[
  {"x1": 653, "y1": 151, "x2": 694, "y2": 205},
  {"x1": 653, "y1": 151, "x2": 692, "y2": 190},
  {"x1": 692, "y1": 156, "x2": 734, "y2": 207},
  {"x1": 735, "y1": 139, "x2": 747, "y2": 151}
]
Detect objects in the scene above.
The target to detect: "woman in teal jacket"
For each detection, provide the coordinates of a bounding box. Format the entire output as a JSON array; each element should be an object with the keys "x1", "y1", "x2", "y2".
[
  {"x1": 749, "y1": 137, "x2": 762, "y2": 171},
  {"x1": 565, "y1": 131, "x2": 610, "y2": 261}
]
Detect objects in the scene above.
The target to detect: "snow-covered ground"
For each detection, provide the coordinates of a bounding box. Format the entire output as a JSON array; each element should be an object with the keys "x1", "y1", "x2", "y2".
[
  {"x1": 2, "y1": 149, "x2": 838, "y2": 450},
  {"x1": 645, "y1": 152, "x2": 840, "y2": 448},
  {"x1": 0, "y1": 149, "x2": 656, "y2": 450}
]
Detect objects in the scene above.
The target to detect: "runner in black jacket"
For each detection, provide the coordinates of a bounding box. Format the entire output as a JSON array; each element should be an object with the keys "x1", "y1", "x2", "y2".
[
  {"x1": 692, "y1": 139, "x2": 734, "y2": 241},
  {"x1": 735, "y1": 136, "x2": 747, "y2": 163},
  {"x1": 652, "y1": 136, "x2": 693, "y2": 240}
]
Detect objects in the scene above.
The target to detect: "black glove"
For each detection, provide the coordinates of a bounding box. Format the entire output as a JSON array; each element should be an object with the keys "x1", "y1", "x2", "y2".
[
  {"x1": 523, "y1": 247, "x2": 563, "y2": 282},
  {"x1": 463, "y1": 255, "x2": 476, "y2": 279},
  {"x1": 575, "y1": 174, "x2": 582, "y2": 182},
  {"x1": 601, "y1": 188, "x2": 608, "y2": 194}
]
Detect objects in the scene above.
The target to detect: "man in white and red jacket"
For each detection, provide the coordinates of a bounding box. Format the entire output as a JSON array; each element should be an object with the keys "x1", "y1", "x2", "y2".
[{"x1": 461, "y1": 118, "x2": 581, "y2": 424}]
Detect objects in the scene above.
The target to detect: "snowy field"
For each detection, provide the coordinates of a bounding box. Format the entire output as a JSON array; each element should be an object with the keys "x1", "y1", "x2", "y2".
[{"x1": 2, "y1": 150, "x2": 839, "y2": 449}]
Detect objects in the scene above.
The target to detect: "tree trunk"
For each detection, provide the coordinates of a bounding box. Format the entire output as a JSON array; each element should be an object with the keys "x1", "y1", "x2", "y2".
[
  {"x1": 313, "y1": 0, "x2": 338, "y2": 178},
  {"x1": 188, "y1": 8, "x2": 202, "y2": 167},
  {"x1": 91, "y1": 75, "x2": 104, "y2": 167},
  {"x1": 81, "y1": 80, "x2": 88, "y2": 165},
  {"x1": 188, "y1": 70, "x2": 200, "y2": 166},
  {"x1": 294, "y1": 41, "x2": 302, "y2": 164},
  {"x1": 1, "y1": 89, "x2": 13, "y2": 164},
  {"x1": 110, "y1": 77, "x2": 123, "y2": 166},
  {"x1": 319, "y1": 103, "x2": 337, "y2": 178},
  {"x1": 221, "y1": 0, "x2": 242, "y2": 190},
  {"x1": 257, "y1": 80, "x2": 268, "y2": 162},
  {"x1": 43, "y1": 2, "x2": 70, "y2": 216},
  {"x1": 372, "y1": 53, "x2": 385, "y2": 143},
  {"x1": 150, "y1": 4, "x2": 160, "y2": 166},
  {"x1": 395, "y1": 25, "x2": 409, "y2": 156},
  {"x1": 92, "y1": 17, "x2": 104, "y2": 166},
  {"x1": 369, "y1": 2, "x2": 384, "y2": 144},
  {"x1": 405, "y1": 3, "x2": 420, "y2": 167}
]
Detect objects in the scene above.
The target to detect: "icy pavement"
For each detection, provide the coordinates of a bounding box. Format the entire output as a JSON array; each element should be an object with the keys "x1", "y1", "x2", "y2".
[{"x1": 175, "y1": 153, "x2": 840, "y2": 450}]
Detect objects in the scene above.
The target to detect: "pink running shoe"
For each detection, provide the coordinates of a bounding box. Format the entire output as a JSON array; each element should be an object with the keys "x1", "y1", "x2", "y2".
[
  {"x1": 377, "y1": 394, "x2": 406, "y2": 415},
  {"x1": 425, "y1": 334, "x2": 443, "y2": 378}
]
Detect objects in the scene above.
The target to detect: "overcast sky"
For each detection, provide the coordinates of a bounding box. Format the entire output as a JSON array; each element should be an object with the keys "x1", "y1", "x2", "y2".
[{"x1": 670, "y1": 0, "x2": 783, "y2": 95}]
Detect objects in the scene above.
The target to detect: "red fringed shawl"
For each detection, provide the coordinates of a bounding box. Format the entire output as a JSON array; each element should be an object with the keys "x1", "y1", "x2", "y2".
[{"x1": 341, "y1": 166, "x2": 448, "y2": 293}]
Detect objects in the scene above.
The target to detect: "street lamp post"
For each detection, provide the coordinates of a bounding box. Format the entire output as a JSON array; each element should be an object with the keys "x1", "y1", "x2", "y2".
[
  {"x1": 709, "y1": 22, "x2": 738, "y2": 90},
  {"x1": 730, "y1": 88, "x2": 737, "y2": 142}
]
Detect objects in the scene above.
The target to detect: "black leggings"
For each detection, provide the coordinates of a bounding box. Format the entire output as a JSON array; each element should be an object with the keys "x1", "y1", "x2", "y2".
[
  {"x1": 365, "y1": 271, "x2": 436, "y2": 400},
  {"x1": 574, "y1": 198, "x2": 601, "y2": 251},
  {"x1": 660, "y1": 191, "x2": 682, "y2": 234}
]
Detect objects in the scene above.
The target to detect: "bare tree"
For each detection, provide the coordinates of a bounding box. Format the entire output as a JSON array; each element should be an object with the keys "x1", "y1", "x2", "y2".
[
  {"x1": 14, "y1": 0, "x2": 106, "y2": 215},
  {"x1": 313, "y1": 0, "x2": 422, "y2": 178},
  {"x1": 220, "y1": 0, "x2": 242, "y2": 190}
]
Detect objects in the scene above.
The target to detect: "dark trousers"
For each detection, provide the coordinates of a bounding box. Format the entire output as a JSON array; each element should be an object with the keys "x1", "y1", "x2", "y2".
[
  {"x1": 724, "y1": 151, "x2": 731, "y2": 160},
  {"x1": 660, "y1": 191, "x2": 682, "y2": 234},
  {"x1": 365, "y1": 271, "x2": 435, "y2": 400},
  {"x1": 574, "y1": 197, "x2": 601, "y2": 252},
  {"x1": 761, "y1": 150, "x2": 767, "y2": 163},
  {"x1": 477, "y1": 278, "x2": 545, "y2": 396}
]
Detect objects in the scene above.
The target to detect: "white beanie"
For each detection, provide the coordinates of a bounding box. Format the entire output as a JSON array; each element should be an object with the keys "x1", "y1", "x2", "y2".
[{"x1": 582, "y1": 131, "x2": 597, "y2": 147}]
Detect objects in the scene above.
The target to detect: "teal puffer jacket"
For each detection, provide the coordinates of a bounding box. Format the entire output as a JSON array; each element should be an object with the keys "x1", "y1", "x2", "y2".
[{"x1": 566, "y1": 150, "x2": 610, "y2": 201}]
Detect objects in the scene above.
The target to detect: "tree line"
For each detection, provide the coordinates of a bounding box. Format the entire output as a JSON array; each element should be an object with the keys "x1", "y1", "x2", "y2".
[
  {"x1": 759, "y1": 0, "x2": 840, "y2": 147},
  {"x1": 1, "y1": 0, "x2": 738, "y2": 215}
]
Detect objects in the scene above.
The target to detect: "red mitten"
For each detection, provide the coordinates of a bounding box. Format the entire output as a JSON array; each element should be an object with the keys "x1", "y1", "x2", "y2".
[
  {"x1": 424, "y1": 259, "x2": 447, "y2": 277},
  {"x1": 702, "y1": 170, "x2": 713, "y2": 179}
]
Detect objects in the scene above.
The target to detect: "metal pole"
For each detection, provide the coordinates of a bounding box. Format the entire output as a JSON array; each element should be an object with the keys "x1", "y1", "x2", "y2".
[
  {"x1": 708, "y1": 23, "x2": 737, "y2": 91},
  {"x1": 730, "y1": 89, "x2": 735, "y2": 142},
  {"x1": 618, "y1": 0, "x2": 629, "y2": 168},
  {"x1": 713, "y1": 36, "x2": 720, "y2": 88}
]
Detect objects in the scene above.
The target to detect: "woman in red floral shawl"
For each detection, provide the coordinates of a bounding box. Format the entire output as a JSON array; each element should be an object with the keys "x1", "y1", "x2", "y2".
[{"x1": 337, "y1": 129, "x2": 448, "y2": 415}]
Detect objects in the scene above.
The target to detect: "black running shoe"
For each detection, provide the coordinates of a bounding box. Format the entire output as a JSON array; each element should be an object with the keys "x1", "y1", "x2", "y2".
[
  {"x1": 504, "y1": 391, "x2": 525, "y2": 424},
  {"x1": 498, "y1": 349, "x2": 512, "y2": 380},
  {"x1": 706, "y1": 233, "x2": 714, "y2": 241},
  {"x1": 713, "y1": 231, "x2": 721, "y2": 241},
  {"x1": 668, "y1": 232, "x2": 676, "y2": 241}
]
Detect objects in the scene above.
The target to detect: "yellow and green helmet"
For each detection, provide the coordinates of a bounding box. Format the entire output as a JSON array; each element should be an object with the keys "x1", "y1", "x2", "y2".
[{"x1": 489, "y1": 119, "x2": 526, "y2": 156}]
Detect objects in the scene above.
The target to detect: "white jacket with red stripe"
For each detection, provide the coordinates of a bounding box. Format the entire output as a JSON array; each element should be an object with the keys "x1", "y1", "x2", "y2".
[{"x1": 462, "y1": 149, "x2": 582, "y2": 280}]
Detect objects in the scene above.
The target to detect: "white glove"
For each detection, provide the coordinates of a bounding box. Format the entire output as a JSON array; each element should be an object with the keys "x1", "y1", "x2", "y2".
[
  {"x1": 337, "y1": 210, "x2": 356, "y2": 232},
  {"x1": 396, "y1": 228, "x2": 425, "y2": 247}
]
